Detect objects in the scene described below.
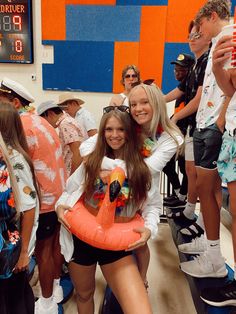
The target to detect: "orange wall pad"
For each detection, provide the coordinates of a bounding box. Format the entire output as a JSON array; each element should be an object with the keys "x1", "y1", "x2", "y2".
[
  {"x1": 113, "y1": 42, "x2": 139, "y2": 93},
  {"x1": 139, "y1": 6, "x2": 167, "y2": 89},
  {"x1": 65, "y1": 0, "x2": 116, "y2": 4},
  {"x1": 165, "y1": 0, "x2": 206, "y2": 43},
  {"x1": 41, "y1": 0, "x2": 66, "y2": 40}
]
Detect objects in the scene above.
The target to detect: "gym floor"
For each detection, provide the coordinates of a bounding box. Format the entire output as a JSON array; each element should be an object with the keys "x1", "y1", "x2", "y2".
[{"x1": 62, "y1": 207, "x2": 233, "y2": 314}]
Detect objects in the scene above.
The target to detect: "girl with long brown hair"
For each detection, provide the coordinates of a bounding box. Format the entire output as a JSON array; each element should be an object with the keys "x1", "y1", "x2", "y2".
[
  {"x1": 56, "y1": 109, "x2": 160, "y2": 314},
  {"x1": 0, "y1": 101, "x2": 39, "y2": 314}
]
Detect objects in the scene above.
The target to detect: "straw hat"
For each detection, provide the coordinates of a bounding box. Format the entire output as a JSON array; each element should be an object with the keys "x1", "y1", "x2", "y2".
[{"x1": 58, "y1": 92, "x2": 84, "y2": 106}]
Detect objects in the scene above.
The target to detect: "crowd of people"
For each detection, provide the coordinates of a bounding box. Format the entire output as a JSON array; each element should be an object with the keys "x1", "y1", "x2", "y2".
[
  {"x1": 167, "y1": 0, "x2": 236, "y2": 308},
  {"x1": 0, "y1": 0, "x2": 236, "y2": 312}
]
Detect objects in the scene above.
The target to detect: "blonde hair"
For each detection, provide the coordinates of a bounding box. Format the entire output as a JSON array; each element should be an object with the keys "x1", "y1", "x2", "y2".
[
  {"x1": 129, "y1": 83, "x2": 183, "y2": 153},
  {"x1": 0, "y1": 133, "x2": 20, "y2": 215}
]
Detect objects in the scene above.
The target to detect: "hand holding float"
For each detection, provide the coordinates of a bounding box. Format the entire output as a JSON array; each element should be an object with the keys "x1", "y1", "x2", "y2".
[
  {"x1": 57, "y1": 204, "x2": 72, "y2": 232},
  {"x1": 126, "y1": 227, "x2": 151, "y2": 251},
  {"x1": 64, "y1": 167, "x2": 145, "y2": 251}
]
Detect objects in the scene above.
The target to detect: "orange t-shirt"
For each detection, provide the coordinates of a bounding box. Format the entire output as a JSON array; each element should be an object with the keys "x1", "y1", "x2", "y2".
[{"x1": 21, "y1": 112, "x2": 67, "y2": 214}]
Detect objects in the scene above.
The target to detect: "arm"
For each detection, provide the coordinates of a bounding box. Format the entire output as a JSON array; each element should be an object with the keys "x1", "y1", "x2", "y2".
[
  {"x1": 172, "y1": 86, "x2": 202, "y2": 123},
  {"x1": 142, "y1": 175, "x2": 162, "y2": 238},
  {"x1": 216, "y1": 96, "x2": 231, "y2": 132},
  {"x1": 56, "y1": 163, "x2": 85, "y2": 207},
  {"x1": 79, "y1": 133, "x2": 98, "y2": 157},
  {"x1": 145, "y1": 132, "x2": 183, "y2": 174},
  {"x1": 87, "y1": 129, "x2": 97, "y2": 137},
  {"x1": 10, "y1": 151, "x2": 37, "y2": 270},
  {"x1": 56, "y1": 163, "x2": 86, "y2": 229},
  {"x1": 15, "y1": 208, "x2": 35, "y2": 272},
  {"x1": 69, "y1": 141, "x2": 83, "y2": 174},
  {"x1": 212, "y1": 35, "x2": 236, "y2": 97},
  {"x1": 165, "y1": 87, "x2": 184, "y2": 103},
  {"x1": 79, "y1": 134, "x2": 127, "y2": 172},
  {"x1": 127, "y1": 174, "x2": 162, "y2": 250}
]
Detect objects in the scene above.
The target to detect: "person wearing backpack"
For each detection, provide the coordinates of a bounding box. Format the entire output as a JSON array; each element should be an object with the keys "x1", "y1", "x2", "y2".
[{"x1": 0, "y1": 101, "x2": 39, "y2": 314}]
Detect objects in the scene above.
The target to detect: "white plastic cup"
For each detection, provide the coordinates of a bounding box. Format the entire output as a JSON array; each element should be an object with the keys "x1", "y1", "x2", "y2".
[{"x1": 220, "y1": 24, "x2": 236, "y2": 69}]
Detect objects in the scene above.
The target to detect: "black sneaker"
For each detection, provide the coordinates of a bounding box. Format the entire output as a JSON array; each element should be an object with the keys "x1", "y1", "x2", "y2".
[
  {"x1": 163, "y1": 196, "x2": 186, "y2": 209},
  {"x1": 201, "y1": 280, "x2": 236, "y2": 307},
  {"x1": 163, "y1": 194, "x2": 177, "y2": 203}
]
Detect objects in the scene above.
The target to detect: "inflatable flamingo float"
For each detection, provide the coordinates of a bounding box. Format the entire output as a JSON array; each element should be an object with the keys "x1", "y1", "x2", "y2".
[{"x1": 65, "y1": 167, "x2": 144, "y2": 251}]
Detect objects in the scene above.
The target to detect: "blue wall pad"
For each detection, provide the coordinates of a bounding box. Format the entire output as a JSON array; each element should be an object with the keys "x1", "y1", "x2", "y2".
[
  {"x1": 117, "y1": 0, "x2": 168, "y2": 5},
  {"x1": 66, "y1": 5, "x2": 141, "y2": 42},
  {"x1": 42, "y1": 41, "x2": 114, "y2": 92},
  {"x1": 231, "y1": 2, "x2": 236, "y2": 15},
  {"x1": 162, "y1": 42, "x2": 193, "y2": 94}
]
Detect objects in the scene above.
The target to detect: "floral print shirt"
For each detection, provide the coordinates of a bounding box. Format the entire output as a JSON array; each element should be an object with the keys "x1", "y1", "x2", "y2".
[
  {"x1": 20, "y1": 112, "x2": 67, "y2": 213},
  {"x1": 56, "y1": 113, "x2": 85, "y2": 176},
  {"x1": 0, "y1": 147, "x2": 38, "y2": 278}
]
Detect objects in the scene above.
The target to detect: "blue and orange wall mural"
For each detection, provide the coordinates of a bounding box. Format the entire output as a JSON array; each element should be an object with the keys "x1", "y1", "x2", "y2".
[{"x1": 41, "y1": 0, "x2": 236, "y2": 94}]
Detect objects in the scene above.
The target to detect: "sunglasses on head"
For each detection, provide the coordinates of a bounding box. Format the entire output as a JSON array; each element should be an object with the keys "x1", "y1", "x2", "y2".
[
  {"x1": 124, "y1": 74, "x2": 138, "y2": 79},
  {"x1": 188, "y1": 32, "x2": 202, "y2": 41},
  {"x1": 131, "y1": 79, "x2": 155, "y2": 88},
  {"x1": 103, "y1": 105, "x2": 130, "y2": 115}
]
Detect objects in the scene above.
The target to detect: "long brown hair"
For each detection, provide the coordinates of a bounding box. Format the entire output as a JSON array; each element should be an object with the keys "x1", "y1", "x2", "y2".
[
  {"x1": 84, "y1": 110, "x2": 151, "y2": 208},
  {"x1": 0, "y1": 102, "x2": 40, "y2": 200}
]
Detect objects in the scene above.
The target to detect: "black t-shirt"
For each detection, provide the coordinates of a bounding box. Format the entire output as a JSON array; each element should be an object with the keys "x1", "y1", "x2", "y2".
[{"x1": 178, "y1": 50, "x2": 209, "y2": 136}]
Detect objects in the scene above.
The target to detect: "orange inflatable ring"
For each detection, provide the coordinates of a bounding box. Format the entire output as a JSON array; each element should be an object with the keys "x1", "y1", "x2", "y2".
[{"x1": 65, "y1": 167, "x2": 144, "y2": 251}]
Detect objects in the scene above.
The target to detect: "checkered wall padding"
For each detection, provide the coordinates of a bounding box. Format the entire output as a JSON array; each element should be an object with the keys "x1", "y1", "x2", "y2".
[{"x1": 41, "y1": 0, "x2": 236, "y2": 93}]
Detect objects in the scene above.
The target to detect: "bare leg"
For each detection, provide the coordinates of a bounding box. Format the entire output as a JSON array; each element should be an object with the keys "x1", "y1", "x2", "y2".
[
  {"x1": 35, "y1": 230, "x2": 61, "y2": 298},
  {"x1": 185, "y1": 161, "x2": 198, "y2": 204},
  {"x1": 195, "y1": 167, "x2": 221, "y2": 240},
  {"x1": 135, "y1": 244, "x2": 150, "y2": 285},
  {"x1": 101, "y1": 255, "x2": 152, "y2": 314},
  {"x1": 227, "y1": 181, "x2": 236, "y2": 264},
  {"x1": 69, "y1": 261, "x2": 96, "y2": 314},
  {"x1": 53, "y1": 225, "x2": 64, "y2": 279}
]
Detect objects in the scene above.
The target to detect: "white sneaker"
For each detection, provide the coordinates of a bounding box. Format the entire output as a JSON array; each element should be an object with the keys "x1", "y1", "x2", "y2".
[
  {"x1": 178, "y1": 235, "x2": 206, "y2": 254},
  {"x1": 35, "y1": 298, "x2": 58, "y2": 314},
  {"x1": 180, "y1": 253, "x2": 228, "y2": 278},
  {"x1": 53, "y1": 283, "x2": 63, "y2": 303}
]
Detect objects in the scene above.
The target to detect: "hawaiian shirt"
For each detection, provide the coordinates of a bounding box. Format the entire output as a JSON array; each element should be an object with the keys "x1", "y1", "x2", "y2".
[
  {"x1": 20, "y1": 112, "x2": 67, "y2": 213},
  {"x1": 56, "y1": 113, "x2": 85, "y2": 175}
]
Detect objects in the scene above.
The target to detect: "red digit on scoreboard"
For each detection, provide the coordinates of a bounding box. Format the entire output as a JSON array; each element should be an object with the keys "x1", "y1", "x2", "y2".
[
  {"x1": 13, "y1": 15, "x2": 22, "y2": 31},
  {"x1": 15, "y1": 40, "x2": 23, "y2": 53}
]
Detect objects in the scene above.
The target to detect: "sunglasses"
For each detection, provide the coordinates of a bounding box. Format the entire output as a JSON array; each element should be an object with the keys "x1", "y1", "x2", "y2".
[
  {"x1": 131, "y1": 79, "x2": 155, "y2": 88},
  {"x1": 103, "y1": 105, "x2": 130, "y2": 115},
  {"x1": 124, "y1": 74, "x2": 138, "y2": 79},
  {"x1": 188, "y1": 32, "x2": 202, "y2": 41}
]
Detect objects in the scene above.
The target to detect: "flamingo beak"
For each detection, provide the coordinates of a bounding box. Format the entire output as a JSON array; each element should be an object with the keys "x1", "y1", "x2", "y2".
[
  {"x1": 109, "y1": 167, "x2": 126, "y2": 202},
  {"x1": 109, "y1": 180, "x2": 122, "y2": 202}
]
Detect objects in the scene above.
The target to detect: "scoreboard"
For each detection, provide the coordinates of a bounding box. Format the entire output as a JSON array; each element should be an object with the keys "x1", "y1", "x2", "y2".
[{"x1": 0, "y1": 0, "x2": 33, "y2": 63}]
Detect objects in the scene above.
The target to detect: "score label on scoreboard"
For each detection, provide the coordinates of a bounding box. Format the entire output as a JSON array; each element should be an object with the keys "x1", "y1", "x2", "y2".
[{"x1": 0, "y1": 0, "x2": 33, "y2": 63}]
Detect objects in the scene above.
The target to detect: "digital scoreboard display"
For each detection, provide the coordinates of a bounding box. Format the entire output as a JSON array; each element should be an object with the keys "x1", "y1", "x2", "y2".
[{"x1": 0, "y1": 0, "x2": 33, "y2": 63}]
